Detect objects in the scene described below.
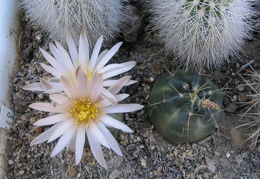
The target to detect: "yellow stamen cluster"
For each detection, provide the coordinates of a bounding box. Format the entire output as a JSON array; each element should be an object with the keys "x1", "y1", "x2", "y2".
[{"x1": 68, "y1": 99, "x2": 99, "y2": 127}]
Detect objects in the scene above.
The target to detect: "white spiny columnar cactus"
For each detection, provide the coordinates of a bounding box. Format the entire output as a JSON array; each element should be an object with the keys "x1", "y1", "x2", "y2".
[
  {"x1": 21, "y1": 0, "x2": 126, "y2": 47},
  {"x1": 147, "y1": 0, "x2": 253, "y2": 69}
]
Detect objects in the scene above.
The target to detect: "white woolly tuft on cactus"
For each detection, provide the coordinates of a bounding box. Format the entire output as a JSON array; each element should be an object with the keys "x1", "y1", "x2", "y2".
[
  {"x1": 147, "y1": 0, "x2": 254, "y2": 69},
  {"x1": 21, "y1": 0, "x2": 126, "y2": 47}
]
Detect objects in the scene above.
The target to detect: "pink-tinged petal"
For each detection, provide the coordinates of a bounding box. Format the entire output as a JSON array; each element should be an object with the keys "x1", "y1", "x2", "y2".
[
  {"x1": 103, "y1": 80, "x2": 116, "y2": 87},
  {"x1": 95, "y1": 50, "x2": 108, "y2": 67},
  {"x1": 66, "y1": 33, "x2": 78, "y2": 65},
  {"x1": 29, "y1": 103, "x2": 67, "y2": 113},
  {"x1": 108, "y1": 76, "x2": 131, "y2": 95},
  {"x1": 75, "y1": 67, "x2": 88, "y2": 98},
  {"x1": 121, "y1": 61, "x2": 136, "y2": 67},
  {"x1": 103, "y1": 79, "x2": 137, "y2": 87},
  {"x1": 103, "y1": 64, "x2": 136, "y2": 79},
  {"x1": 114, "y1": 94, "x2": 129, "y2": 102},
  {"x1": 86, "y1": 127, "x2": 107, "y2": 169},
  {"x1": 40, "y1": 63, "x2": 62, "y2": 78},
  {"x1": 78, "y1": 30, "x2": 89, "y2": 67},
  {"x1": 49, "y1": 94, "x2": 70, "y2": 105},
  {"x1": 99, "y1": 94, "x2": 129, "y2": 108},
  {"x1": 31, "y1": 122, "x2": 64, "y2": 145},
  {"x1": 102, "y1": 104, "x2": 144, "y2": 114},
  {"x1": 55, "y1": 41, "x2": 75, "y2": 70},
  {"x1": 100, "y1": 88, "x2": 117, "y2": 106},
  {"x1": 96, "y1": 42, "x2": 123, "y2": 71},
  {"x1": 48, "y1": 77, "x2": 60, "y2": 82},
  {"x1": 44, "y1": 85, "x2": 64, "y2": 94},
  {"x1": 96, "y1": 121, "x2": 122, "y2": 156},
  {"x1": 98, "y1": 63, "x2": 125, "y2": 73},
  {"x1": 60, "y1": 76, "x2": 76, "y2": 99},
  {"x1": 40, "y1": 78, "x2": 60, "y2": 91},
  {"x1": 84, "y1": 71, "x2": 97, "y2": 97},
  {"x1": 125, "y1": 80, "x2": 137, "y2": 86},
  {"x1": 75, "y1": 126, "x2": 86, "y2": 165},
  {"x1": 66, "y1": 132, "x2": 76, "y2": 152},
  {"x1": 22, "y1": 83, "x2": 44, "y2": 91},
  {"x1": 89, "y1": 36, "x2": 103, "y2": 70},
  {"x1": 88, "y1": 73, "x2": 103, "y2": 102},
  {"x1": 100, "y1": 61, "x2": 135, "y2": 78},
  {"x1": 40, "y1": 79, "x2": 54, "y2": 90},
  {"x1": 49, "y1": 43, "x2": 64, "y2": 66},
  {"x1": 88, "y1": 120, "x2": 110, "y2": 149},
  {"x1": 50, "y1": 125, "x2": 76, "y2": 157},
  {"x1": 40, "y1": 48, "x2": 67, "y2": 74},
  {"x1": 99, "y1": 115, "x2": 133, "y2": 133},
  {"x1": 48, "y1": 119, "x2": 74, "y2": 143},
  {"x1": 34, "y1": 113, "x2": 68, "y2": 126}
]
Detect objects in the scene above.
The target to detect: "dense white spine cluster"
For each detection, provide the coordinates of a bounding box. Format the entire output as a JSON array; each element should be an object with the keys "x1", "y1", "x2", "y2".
[
  {"x1": 21, "y1": 0, "x2": 126, "y2": 47},
  {"x1": 147, "y1": 0, "x2": 253, "y2": 69}
]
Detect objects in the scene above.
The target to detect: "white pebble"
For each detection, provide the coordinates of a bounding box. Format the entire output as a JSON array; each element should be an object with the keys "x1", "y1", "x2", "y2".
[
  {"x1": 141, "y1": 159, "x2": 147, "y2": 168},
  {"x1": 226, "y1": 152, "x2": 231, "y2": 158},
  {"x1": 8, "y1": 160, "x2": 13, "y2": 165}
]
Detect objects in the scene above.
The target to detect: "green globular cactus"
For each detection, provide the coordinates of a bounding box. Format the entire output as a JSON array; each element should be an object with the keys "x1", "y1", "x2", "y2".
[{"x1": 149, "y1": 71, "x2": 223, "y2": 143}]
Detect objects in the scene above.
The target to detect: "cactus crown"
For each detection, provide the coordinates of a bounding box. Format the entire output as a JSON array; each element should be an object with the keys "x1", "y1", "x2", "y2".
[
  {"x1": 149, "y1": 71, "x2": 223, "y2": 143},
  {"x1": 181, "y1": 0, "x2": 232, "y2": 30}
]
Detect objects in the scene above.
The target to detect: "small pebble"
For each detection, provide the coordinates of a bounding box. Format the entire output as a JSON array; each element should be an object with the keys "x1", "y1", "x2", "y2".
[
  {"x1": 235, "y1": 154, "x2": 243, "y2": 165},
  {"x1": 214, "y1": 152, "x2": 220, "y2": 157},
  {"x1": 139, "y1": 145, "x2": 145, "y2": 149},
  {"x1": 25, "y1": 81, "x2": 30, "y2": 85},
  {"x1": 235, "y1": 84, "x2": 245, "y2": 92},
  {"x1": 19, "y1": 170, "x2": 25, "y2": 174},
  {"x1": 38, "y1": 93, "x2": 44, "y2": 99},
  {"x1": 140, "y1": 159, "x2": 147, "y2": 168},
  {"x1": 120, "y1": 141, "x2": 127, "y2": 146},
  {"x1": 8, "y1": 160, "x2": 14, "y2": 165},
  {"x1": 67, "y1": 167, "x2": 77, "y2": 177},
  {"x1": 226, "y1": 152, "x2": 231, "y2": 158}
]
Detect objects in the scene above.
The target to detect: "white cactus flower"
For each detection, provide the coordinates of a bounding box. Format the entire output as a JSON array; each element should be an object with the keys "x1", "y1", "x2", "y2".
[{"x1": 29, "y1": 67, "x2": 144, "y2": 169}]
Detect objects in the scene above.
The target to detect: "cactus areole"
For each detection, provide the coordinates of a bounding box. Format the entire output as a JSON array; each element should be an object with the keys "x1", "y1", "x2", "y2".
[{"x1": 149, "y1": 71, "x2": 222, "y2": 143}]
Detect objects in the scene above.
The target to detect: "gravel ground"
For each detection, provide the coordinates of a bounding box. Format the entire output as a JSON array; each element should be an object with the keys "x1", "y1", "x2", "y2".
[{"x1": 6, "y1": 2, "x2": 260, "y2": 179}]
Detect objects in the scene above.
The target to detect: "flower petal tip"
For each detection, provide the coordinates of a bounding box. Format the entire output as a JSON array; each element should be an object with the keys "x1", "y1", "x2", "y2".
[{"x1": 30, "y1": 141, "x2": 35, "y2": 147}]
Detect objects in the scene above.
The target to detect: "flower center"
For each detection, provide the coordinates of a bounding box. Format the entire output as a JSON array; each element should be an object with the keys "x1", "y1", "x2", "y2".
[{"x1": 68, "y1": 99, "x2": 99, "y2": 127}]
